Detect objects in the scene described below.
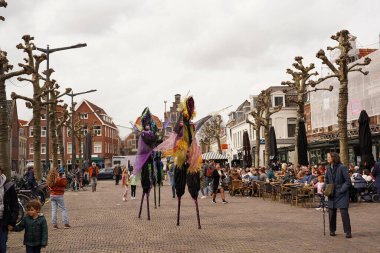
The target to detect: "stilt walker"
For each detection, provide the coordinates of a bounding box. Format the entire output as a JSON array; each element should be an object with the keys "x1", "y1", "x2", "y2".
[
  {"x1": 134, "y1": 107, "x2": 161, "y2": 220},
  {"x1": 156, "y1": 96, "x2": 203, "y2": 229}
]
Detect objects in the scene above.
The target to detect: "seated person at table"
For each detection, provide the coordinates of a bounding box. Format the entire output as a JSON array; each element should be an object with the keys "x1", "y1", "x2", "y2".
[
  {"x1": 283, "y1": 170, "x2": 296, "y2": 184},
  {"x1": 299, "y1": 169, "x2": 314, "y2": 184},
  {"x1": 230, "y1": 169, "x2": 241, "y2": 180},
  {"x1": 259, "y1": 168, "x2": 268, "y2": 181},
  {"x1": 267, "y1": 167, "x2": 276, "y2": 181},
  {"x1": 252, "y1": 171, "x2": 259, "y2": 181}
]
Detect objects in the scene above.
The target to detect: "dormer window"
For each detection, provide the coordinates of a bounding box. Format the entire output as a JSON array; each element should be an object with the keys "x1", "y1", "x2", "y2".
[
  {"x1": 273, "y1": 95, "x2": 285, "y2": 107},
  {"x1": 80, "y1": 113, "x2": 88, "y2": 119}
]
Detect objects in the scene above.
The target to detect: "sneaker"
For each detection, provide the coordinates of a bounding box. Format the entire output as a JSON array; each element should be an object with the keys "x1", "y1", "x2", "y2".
[
  {"x1": 201, "y1": 196, "x2": 207, "y2": 199},
  {"x1": 330, "y1": 231, "x2": 336, "y2": 236},
  {"x1": 53, "y1": 225, "x2": 59, "y2": 229},
  {"x1": 64, "y1": 224, "x2": 71, "y2": 229},
  {"x1": 315, "y1": 207, "x2": 322, "y2": 211},
  {"x1": 346, "y1": 233, "x2": 352, "y2": 238},
  {"x1": 212, "y1": 200, "x2": 216, "y2": 204},
  {"x1": 222, "y1": 200, "x2": 228, "y2": 204},
  {"x1": 123, "y1": 197, "x2": 126, "y2": 201}
]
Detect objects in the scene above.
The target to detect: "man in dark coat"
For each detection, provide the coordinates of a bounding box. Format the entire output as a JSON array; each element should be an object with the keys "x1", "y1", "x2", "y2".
[
  {"x1": 324, "y1": 152, "x2": 352, "y2": 238},
  {"x1": 0, "y1": 166, "x2": 19, "y2": 253}
]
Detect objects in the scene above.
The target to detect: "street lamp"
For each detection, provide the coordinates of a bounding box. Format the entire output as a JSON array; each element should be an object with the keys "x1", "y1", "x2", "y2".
[
  {"x1": 36, "y1": 43, "x2": 87, "y2": 171},
  {"x1": 66, "y1": 89, "x2": 97, "y2": 170}
]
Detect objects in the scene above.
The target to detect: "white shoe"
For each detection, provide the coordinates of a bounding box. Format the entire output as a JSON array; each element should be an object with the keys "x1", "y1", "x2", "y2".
[
  {"x1": 122, "y1": 197, "x2": 126, "y2": 201},
  {"x1": 201, "y1": 196, "x2": 206, "y2": 199},
  {"x1": 315, "y1": 207, "x2": 322, "y2": 211}
]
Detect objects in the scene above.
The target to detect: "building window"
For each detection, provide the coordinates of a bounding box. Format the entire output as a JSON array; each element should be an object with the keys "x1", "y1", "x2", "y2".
[
  {"x1": 81, "y1": 126, "x2": 88, "y2": 136},
  {"x1": 67, "y1": 143, "x2": 72, "y2": 154},
  {"x1": 93, "y1": 126, "x2": 101, "y2": 136},
  {"x1": 41, "y1": 144, "x2": 46, "y2": 154},
  {"x1": 30, "y1": 146, "x2": 34, "y2": 155},
  {"x1": 287, "y1": 118, "x2": 297, "y2": 138},
  {"x1": 80, "y1": 113, "x2": 88, "y2": 119},
  {"x1": 29, "y1": 127, "x2": 34, "y2": 137},
  {"x1": 41, "y1": 126, "x2": 47, "y2": 137},
  {"x1": 94, "y1": 142, "x2": 102, "y2": 153},
  {"x1": 274, "y1": 96, "x2": 284, "y2": 107},
  {"x1": 41, "y1": 114, "x2": 46, "y2": 120}
]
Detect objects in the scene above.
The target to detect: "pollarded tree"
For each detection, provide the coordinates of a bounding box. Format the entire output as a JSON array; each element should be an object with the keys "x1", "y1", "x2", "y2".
[
  {"x1": 246, "y1": 95, "x2": 265, "y2": 168},
  {"x1": 0, "y1": 37, "x2": 32, "y2": 178},
  {"x1": 198, "y1": 115, "x2": 223, "y2": 154},
  {"x1": 315, "y1": 30, "x2": 371, "y2": 165},
  {"x1": 11, "y1": 35, "x2": 48, "y2": 180},
  {"x1": 281, "y1": 56, "x2": 332, "y2": 165},
  {"x1": 56, "y1": 107, "x2": 69, "y2": 172},
  {"x1": 259, "y1": 89, "x2": 282, "y2": 167}
]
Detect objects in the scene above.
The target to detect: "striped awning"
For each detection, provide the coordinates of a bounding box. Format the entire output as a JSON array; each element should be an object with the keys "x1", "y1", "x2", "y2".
[{"x1": 202, "y1": 152, "x2": 228, "y2": 160}]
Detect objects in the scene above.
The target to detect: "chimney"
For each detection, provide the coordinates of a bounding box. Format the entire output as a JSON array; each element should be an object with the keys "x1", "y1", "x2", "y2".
[{"x1": 175, "y1": 94, "x2": 181, "y2": 104}]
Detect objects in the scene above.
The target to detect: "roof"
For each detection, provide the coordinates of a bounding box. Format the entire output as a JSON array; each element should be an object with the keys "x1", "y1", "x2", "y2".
[
  {"x1": 358, "y1": 48, "x2": 377, "y2": 58},
  {"x1": 235, "y1": 100, "x2": 250, "y2": 112},
  {"x1": 83, "y1": 100, "x2": 117, "y2": 129},
  {"x1": 202, "y1": 152, "x2": 228, "y2": 160},
  {"x1": 195, "y1": 115, "x2": 212, "y2": 131},
  {"x1": 19, "y1": 119, "x2": 28, "y2": 126}
]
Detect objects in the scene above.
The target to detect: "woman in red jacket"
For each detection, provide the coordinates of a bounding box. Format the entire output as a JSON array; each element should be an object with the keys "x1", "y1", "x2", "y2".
[{"x1": 47, "y1": 168, "x2": 70, "y2": 229}]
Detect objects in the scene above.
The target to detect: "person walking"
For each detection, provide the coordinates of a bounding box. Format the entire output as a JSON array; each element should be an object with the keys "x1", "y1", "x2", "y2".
[
  {"x1": 0, "y1": 166, "x2": 19, "y2": 253},
  {"x1": 324, "y1": 152, "x2": 352, "y2": 238},
  {"x1": 88, "y1": 162, "x2": 99, "y2": 192},
  {"x1": 47, "y1": 168, "x2": 70, "y2": 229},
  {"x1": 121, "y1": 167, "x2": 130, "y2": 201},
  {"x1": 371, "y1": 162, "x2": 380, "y2": 202},
  {"x1": 113, "y1": 163, "x2": 122, "y2": 186},
  {"x1": 130, "y1": 174, "x2": 137, "y2": 200},
  {"x1": 14, "y1": 200, "x2": 48, "y2": 253},
  {"x1": 211, "y1": 164, "x2": 228, "y2": 204},
  {"x1": 200, "y1": 166, "x2": 207, "y2": 199},
  {"x1": 168, "y1": 159, "x2": 176, "y2": 198}
]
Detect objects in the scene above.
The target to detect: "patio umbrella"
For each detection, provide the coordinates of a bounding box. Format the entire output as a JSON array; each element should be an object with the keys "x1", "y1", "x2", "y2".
[
  {"x1": 297, "y1": 119, "x2": 309, "y2": 166},
  {"x1": 83, "y1": 132, "x2": 92, "y2": 169},
  {"x1": 269, "y1": 126, "x2": 278, "y2": 163},
  {"x1": 242, "y1": 131, "x2": 252, "y2": 168},
  {"x1": 358, "y1": 110, "x2": 374, "y2": 170}
]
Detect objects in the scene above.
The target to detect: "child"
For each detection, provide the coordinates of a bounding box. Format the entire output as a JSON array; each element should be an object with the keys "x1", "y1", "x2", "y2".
[
  {"x1": 313, "y1": 175, "x2": 325, "y2": 211},
  {"x1": 14, "y1": 199, "x2": 48, "y2": 253},
  {"x1": 130, "y1": 174, "x2": 137, "y2": 200},
  {"x1": 121, "y1": 167, "x2": 130, "y2": 201}
]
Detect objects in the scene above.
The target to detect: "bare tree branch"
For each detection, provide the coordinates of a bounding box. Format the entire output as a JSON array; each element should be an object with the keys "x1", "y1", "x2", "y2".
[{"x1": 11, "y1": 92, "x2": 34, "y2": 104}]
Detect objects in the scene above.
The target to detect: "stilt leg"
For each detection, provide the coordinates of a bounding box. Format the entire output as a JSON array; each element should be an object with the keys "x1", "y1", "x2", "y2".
[
  {"x1": 147, "y1": 192, "x2": 150, "y2": 220},
  {"x1": 177, "y1": 196, "x2": 181, "y2": 226},
  {"x1": 194, "y1": 198, "x2": 201, "y2": 229},
  {"x1": 154, "y1": 183, "x2": 157, "y2": 209},
  {"x1": 138, "y1": 192, "x2": 145, "y2": 218},
  {"x1": 158, "y1": 186, "x2": 161, "y2": 207}
]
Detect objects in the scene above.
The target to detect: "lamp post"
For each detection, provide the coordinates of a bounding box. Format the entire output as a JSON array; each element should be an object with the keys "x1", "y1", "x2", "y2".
[
  {"x1": 36, "y1": 43, "x2": 87, "y2": 171},
  {"x1": 66, "y1": 89, "x2": 96, "y2": 169}
]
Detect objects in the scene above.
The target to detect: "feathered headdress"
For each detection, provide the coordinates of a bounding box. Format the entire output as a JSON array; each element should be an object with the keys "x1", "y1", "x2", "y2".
[{"x1": 141, "y1": 107, "x2": 152, "y2": 128}]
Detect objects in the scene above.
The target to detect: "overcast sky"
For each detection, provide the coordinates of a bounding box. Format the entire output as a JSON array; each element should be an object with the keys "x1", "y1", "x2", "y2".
[{"x1": 1, "y1": 0, "x2": 379, "y2": 138}]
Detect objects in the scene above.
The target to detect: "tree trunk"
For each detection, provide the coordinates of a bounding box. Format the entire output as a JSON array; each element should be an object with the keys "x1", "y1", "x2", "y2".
[
  {"x1": 32, "y1": 99, "x2": 42, "y2": 180},
  {"x1": 338, "y1": 80, "x2": 349, "y2": 165},
  {"x1": 294, "y1": 100, "x2": 305, "y2": 165},
  {"x1": 264, "y1": 123, "x2": 270, "y2": 168},
  {"x1": 49, "y1": 96, "x2": 59, "y2": 169},
  {"x1": 57, "y1": 124, "x2": 66, "y2": 172},
  {"x1": 0, "y1": 78, "x2": 10, "y2": 178},
  {"x1": 216, "y1": 135, "x2": 222, "y2": 154},
  {"x1": 254, "y1": 126, "x2": 261, "y2": 168}
]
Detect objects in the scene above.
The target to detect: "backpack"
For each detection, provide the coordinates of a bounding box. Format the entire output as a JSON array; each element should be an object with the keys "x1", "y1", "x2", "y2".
[{"x1": 206, "y1": 167, "x2": 213, "y2": 178}]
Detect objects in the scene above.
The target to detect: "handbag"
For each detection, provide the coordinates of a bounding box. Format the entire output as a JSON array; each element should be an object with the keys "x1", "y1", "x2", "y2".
[{"x1": 324, "y1": 184, "x2": 335, "y2": 197}]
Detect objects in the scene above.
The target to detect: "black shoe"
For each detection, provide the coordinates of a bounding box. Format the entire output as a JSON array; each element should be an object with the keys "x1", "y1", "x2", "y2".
[
  {"x1": 222, "y1": 200, "x2": 228, "y2": 204},
  {"x1": 330, "y1": 232, "x2": 336, "y2": 236},
  {"x1": 346, "y1": 233, "x2": 352, "y2": 238}
]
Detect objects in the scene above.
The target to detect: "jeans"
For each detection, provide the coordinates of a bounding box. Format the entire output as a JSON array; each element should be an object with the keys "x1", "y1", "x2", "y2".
[
  {"x1": 91, "y1": 177, "x2": 97, "y2": 191},
  {"x1": 51, "y1": 195, "x2": 69, "y2": 225},
  {"x1": 26, "y1": 246, "x2": 41, "y2": 253},
  {"x1": 205, "y1": 177, "x2": 212, "y2": 195},
  {"x1": 0, "y1": 219, "x2": 8, "y2": 253}
]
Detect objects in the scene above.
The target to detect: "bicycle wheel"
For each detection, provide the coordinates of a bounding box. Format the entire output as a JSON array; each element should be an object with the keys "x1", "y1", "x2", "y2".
[
  {"x1": 17, "y1": 194, "x2": 31, "y2": 207},
  {"x1": 16, "y1": 200, "x2": 25, "y2": 226}
]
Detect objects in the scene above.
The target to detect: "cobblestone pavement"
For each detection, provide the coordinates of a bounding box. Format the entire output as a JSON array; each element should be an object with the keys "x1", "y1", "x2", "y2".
[{"x1": 7, "y1": 180, "x2": 380, "y2": 253}]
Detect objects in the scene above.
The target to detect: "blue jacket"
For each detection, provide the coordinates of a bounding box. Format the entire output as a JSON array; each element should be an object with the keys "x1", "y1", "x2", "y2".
[{"x1": 325, "y1": 163, "x2": 351, "y2": 209}]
